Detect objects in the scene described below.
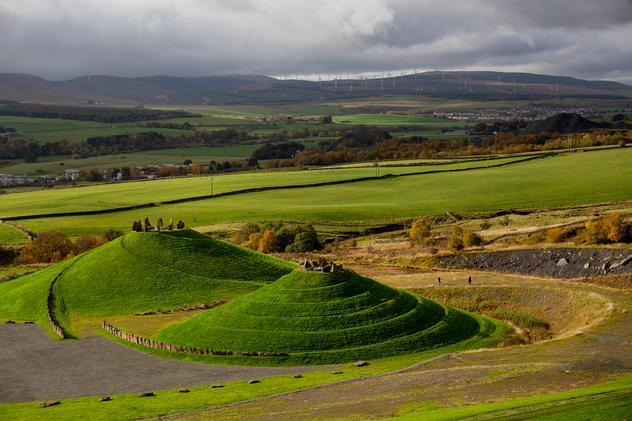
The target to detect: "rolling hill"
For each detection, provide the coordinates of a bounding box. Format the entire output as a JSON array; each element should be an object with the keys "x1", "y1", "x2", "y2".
[
  {"x1": 0, "y1": 229, "x2": 505, "y2": 364},
  {"x1": 1, "y1": 71, "x2": 630, "y2": 105},
  {"x1": 155, "y1": 268, "x2": 494, "y2": 363}
]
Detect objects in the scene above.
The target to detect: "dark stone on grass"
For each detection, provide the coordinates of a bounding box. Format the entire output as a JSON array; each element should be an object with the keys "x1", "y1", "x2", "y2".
[
  {"x1": 331, "y1": 370, "x2": 343, "y2": 374},
  {"x1": 178, "y1": 388, "x2": 190, "y2": 393},
  {"x1": 140, "y1": 392, "x2": 155, "y2": 397},
  {"x1": 99, "y1": 396, "x2": 111, "y2": 402},
  {"x1": 24, "y1": 321, "x2": 35, "y2": 324},
  {"x1": 248, "y1": 379, "x2": 261, "y2": 384},
  {"x1": 5, "y1": 320, "x2": 15, "y2": 324},
  {"x1": 39, "y1": 400, "x2": 60, "y2": 408},
  {"x1": 210, "y1": 384, "x2": 224, "y2": 389},
  {"x1": 354, "y1": 360, "x2": 369, "y2": 367},
  {"x1": 293, "y1": 374, "x2": 303, "y2": 378}
]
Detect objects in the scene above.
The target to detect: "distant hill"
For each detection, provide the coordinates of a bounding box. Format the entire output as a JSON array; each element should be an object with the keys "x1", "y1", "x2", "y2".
[
  {"x1": 0, "y1": 71, "x2": 630, "y2": 105},
  {"x1": 524, "y1": 113, "x2": 608, "y2": 134}
]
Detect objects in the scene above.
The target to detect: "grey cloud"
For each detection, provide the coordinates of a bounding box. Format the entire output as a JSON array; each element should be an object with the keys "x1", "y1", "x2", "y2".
[{"x1": 0, "y1": 0, "x2": 630, "y2": 84}]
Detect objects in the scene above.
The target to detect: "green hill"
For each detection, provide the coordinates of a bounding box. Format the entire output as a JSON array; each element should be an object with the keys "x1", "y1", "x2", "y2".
[
  {"x1": 0, "y1": 230, "x2": 294, "y2": 329},
  {"x1": 156, "y1": 269, "x2": 488, "y2": 363}
]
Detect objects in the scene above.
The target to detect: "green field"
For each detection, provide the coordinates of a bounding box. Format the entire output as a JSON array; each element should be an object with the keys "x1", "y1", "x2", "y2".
[
  {"x1": 0, "y1": 156, "x2": 525, "y2": 220},
  {"x1": 9, "y1": 148, "x2": 631, "y2": 236},
  {"x1": 0, "y1": 116, "x2": 192, "y2": 143},
  {"x1": 0, "y1": 223, "x2": 27, "y2": 244},
  {"x1": 0, "y1": 145, "x2": 261, "y2": 175}
]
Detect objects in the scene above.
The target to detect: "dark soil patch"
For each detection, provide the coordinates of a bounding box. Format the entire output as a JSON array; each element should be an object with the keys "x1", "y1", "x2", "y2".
[{"x1": 436, "y1": 248, "x2": 632, "y2": 278}]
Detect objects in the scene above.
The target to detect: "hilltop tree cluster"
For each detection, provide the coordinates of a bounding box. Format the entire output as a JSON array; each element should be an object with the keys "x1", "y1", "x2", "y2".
[{"x1": 232, "y1": 222, "x2": 321, "y2": 253}]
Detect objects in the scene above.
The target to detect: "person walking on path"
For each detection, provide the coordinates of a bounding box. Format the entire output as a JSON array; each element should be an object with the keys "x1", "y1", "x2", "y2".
[
  {"x1": 437, "y1": 277, "x2": 441, "y2": 285},
  {"x1": 468, "y1": 276, "x2": 472, "y2": 285}
]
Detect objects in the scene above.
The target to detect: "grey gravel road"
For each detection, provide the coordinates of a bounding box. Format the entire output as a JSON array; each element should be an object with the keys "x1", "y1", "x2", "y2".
[{"x1": 0, "y1": 324, "x2": 321, "y2": 403}]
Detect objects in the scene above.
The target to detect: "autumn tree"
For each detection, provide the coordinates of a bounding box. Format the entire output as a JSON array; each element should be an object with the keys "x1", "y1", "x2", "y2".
[{"x1": 409, "y1": 218, "x2": 433, "y2": 247}]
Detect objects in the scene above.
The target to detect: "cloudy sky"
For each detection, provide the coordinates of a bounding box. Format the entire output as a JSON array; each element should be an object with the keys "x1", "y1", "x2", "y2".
[{"x1": 1, "y1": 0, "x2": 631, "y2": 83}]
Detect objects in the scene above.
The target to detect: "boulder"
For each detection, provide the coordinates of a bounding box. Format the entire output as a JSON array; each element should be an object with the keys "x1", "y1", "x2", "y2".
[
  {"x1": 556, "y1": 258, "x2": 568, "y2": 267},
  {"x1": 248, "y1": 379, "x2": 261, "y2": 384},
  {"x1": 293, "y1": 374, "x2": 303, "y2": 379},
  {"x1": 210, "y1": 384, "x2": 224, "y2": 389},
  {"x1": 140, "y1": 392, "x2": 155, "y2": 397},
  {"x1": 331, "y1": 370, "x2": 343, "y2": 375},
  {"x1": 39, "y1": 401, "x2": 61, "y2": 408},
  {"x1": 178, "y1": 388, "x2": 190, "y2": 393},
  {"x1": 99, "y1": 396, "x2": 111, "y2": 402},
  {"x1": 354, "y1": 360, "x2": 369, "y2": 367}
]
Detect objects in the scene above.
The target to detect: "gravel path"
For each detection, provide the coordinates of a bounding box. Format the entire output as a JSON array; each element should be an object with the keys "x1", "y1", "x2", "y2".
[
  {"x1": 0, "y1": 324, "x2": 323, "y2": 403},
  {"x1": 436, "y1": 247, "x2": 632, "y2": 278}
]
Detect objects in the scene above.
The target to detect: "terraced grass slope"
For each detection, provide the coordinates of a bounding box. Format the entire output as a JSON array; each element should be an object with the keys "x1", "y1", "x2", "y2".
[{"x1": 156, "y1": 269, "x2": 486, "y2": 363}]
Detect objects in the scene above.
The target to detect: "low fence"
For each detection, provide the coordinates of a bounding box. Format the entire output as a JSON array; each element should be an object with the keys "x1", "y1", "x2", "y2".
[{"x1": 102, "y1": 321, "x2": 289, "y2": 358}]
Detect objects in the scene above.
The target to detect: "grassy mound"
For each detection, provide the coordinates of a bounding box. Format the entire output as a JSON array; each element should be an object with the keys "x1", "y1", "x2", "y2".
[
  {"x1": 0, "y1": 230, "x2": 294, "y2": 334},
  {"x1": 156, "y1": 269, "x2": 487, "y2": 363},
  {"x1": 54, "y1": 229, "x2": 294, "y2": 317}
]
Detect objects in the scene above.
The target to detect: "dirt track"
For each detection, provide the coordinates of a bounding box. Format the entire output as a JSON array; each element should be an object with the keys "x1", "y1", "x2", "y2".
[
  {"x1": 436, "y1": 247, "x2": 632, "y2": 278},
  {"x1": 0, "y1": 325, "x2": 323, "y2": 403}
]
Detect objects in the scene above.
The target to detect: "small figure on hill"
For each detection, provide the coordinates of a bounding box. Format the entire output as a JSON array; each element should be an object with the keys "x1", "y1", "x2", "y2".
[
  {"x1": 176, "y1": 220, "x2": 185, "y2": 229},
  {"x1": 156, "y1": 217, "x2": 164, "y2": 232},
  {"x1": 437, "y1": 277, "x2": 441, "y2": 285},
  {"x1": 167, "y1": 218, "x2": 174, "y2": 231},
  {"x1": 468, "y1": 276, "x2": 472, "y2": 285},
  {"x1": 132, "y1": 221, "x2": 141, "y2": 232},
  {"x1": 144, "y1": 217, "x2": 153, "y2": 232}
]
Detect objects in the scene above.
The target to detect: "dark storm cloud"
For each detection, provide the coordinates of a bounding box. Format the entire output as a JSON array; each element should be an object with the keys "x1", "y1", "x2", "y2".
[{"x1": 0, "y1": 0, "x2": 631, "y2": 83}]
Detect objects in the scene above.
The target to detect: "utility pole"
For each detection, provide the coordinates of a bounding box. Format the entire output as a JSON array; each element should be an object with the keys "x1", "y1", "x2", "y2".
[
  {"x1": 210, "y1": 174, "x2": 214, "y2": 195},
  {"x1": 374, "y1": 158, "x2": 380, "y2": 177}
]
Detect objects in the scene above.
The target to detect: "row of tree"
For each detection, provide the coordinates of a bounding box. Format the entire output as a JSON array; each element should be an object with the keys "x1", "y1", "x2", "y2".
[{"x1": 131, "y1": 218, "x2": 185, "y2": 232}]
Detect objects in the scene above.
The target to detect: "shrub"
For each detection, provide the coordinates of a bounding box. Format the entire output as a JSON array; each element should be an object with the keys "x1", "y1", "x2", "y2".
[
  {"x1": 499, "y1": 215, "x2": 511, "y2": 226},
  {"x1": 258, "y1": 230, "x2": 278, "y2": 253},
  {"x1": 463, "y1": 232, "x2": 482, "y2": 247},
  {"x1": 243, "y1": 232, "x2": 262, "y2": 250},
  {"x1": 448, "y1": 225, "x2": 464, "y2": 251},
  {"x1": 409, "y1": 218, "x2": 433, "y2": 247},
  {"x1": 479, "y1": 219, "x2": 491, "y2": 230},
  {"x1": 19, "y1": 231, "x2": 76, "y2": 263},
  {"x1": 288, "y1": 226, "x2": 320, "y2": 252},
  {"x1": 75, "y1": 236, "x2": 104, "y2": 254},
  {"x1": 103, "y1": 229, "x2": 124, "y2": 242},
  {"x1": 545, "y1": 227, "x2": 566, "y2": 243},
  {"x1": 585, "y1": 214, "x2": 630, "y2": 244}
]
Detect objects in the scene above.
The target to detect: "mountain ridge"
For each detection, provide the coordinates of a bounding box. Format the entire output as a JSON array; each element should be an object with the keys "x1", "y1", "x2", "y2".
[{"x1": 1, "y1": 71, "x2": 630, "y2": 105}]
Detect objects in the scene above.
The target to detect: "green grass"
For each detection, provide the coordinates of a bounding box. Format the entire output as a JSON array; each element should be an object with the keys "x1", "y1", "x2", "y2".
[
  {"x1": 0, "y1": 116, "x2": 191, "y2": 143},
  {"x1": 0, "y1": 321, "x2": 507, "y2": 421},
  {"x1": 0, "y1": 223, "x2": 27, "y2": 244},
  {"x1": 156, "y1": 269, "x2": 496, "y2": 364},
  {"x1": 13, "y1": 148, "x2": 632, "y2": 236},
  {"x1": 0, "y1": 230, "x2": 294, "y2": 338},
  {"x1": 55, "y1": 230, "x2": 294, "y2": 319},
  {"x1": 391, "y1": 375, "x2": 632, "y2": 420},
  {"x1": 0, "y1": 156, "x2": 524, "y2": 219},
  {"x1": 0, "y1": 265, "x2": 40, "y2": 283},
  {"x1": 0, "y1": 145, "x2": 262, "y2": 175}
]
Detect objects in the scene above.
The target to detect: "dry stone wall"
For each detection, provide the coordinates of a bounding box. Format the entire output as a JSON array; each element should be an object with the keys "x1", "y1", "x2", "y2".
[{"x1": 102, "y1": 321, "x2": 289, "y2": 358}]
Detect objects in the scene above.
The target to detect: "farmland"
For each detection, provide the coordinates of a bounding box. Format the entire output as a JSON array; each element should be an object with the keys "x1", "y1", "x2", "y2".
[{"x1": 6, "y1": 148, "x2": 630, "y2": 236}]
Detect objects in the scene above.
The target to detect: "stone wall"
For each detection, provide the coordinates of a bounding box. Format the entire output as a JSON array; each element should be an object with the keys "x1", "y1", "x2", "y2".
[
  {"x1": 46, "y1": 271, "x2": 65, "y2": 339},
  {"x1": 102, "y1": 321, "x2": 289, "y2": 358}
]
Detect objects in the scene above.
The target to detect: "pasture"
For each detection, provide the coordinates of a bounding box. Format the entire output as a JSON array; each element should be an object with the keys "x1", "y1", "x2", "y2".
[
  {"x1": 8, "y1": 148, "x2": 631, "y2": 236},
  {"x1": 0, "y1": 156, "x2": 525, "y2": 220}
]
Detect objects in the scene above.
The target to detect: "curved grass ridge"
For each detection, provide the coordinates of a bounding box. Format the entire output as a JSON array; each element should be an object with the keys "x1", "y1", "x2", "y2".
[{"x1": 156, "y1": 269, "x2": 492, "y2": 363}]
